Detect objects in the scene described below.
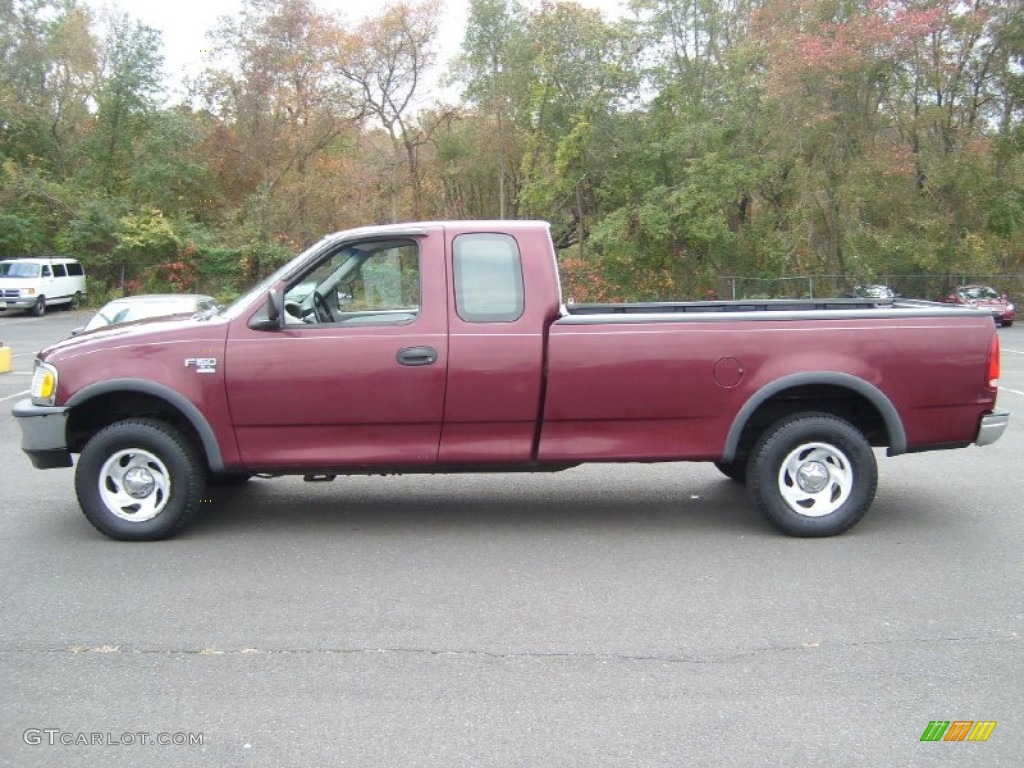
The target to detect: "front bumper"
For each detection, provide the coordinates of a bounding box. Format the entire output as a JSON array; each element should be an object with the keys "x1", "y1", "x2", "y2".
[
  {"x1": 0, "y1": 297, "x2": 37, "y2": 310},
  {"x1": 975, "y1": 408, "x2": 1010, "y2": 447},
  {"x1": 12, "y1": 398, "x2": 72, "y2": 468}
]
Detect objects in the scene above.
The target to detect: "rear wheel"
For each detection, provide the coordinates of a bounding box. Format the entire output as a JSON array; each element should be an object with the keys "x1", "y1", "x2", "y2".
[
  {"x1": 75, "y1": 419, "x2": 205, "y2": 541},
  {"x1": 69, "y1": 291, "x2": 82, "y2": 310},
  {"x1": 30, "y1": 296, "x2": 46, "y2": 316},
  {"x1": 747, "y1": 413, "x2": 877, "y2": 537}
]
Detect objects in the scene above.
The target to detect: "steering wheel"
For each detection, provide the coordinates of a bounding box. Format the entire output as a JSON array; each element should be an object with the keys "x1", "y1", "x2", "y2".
[{"x1": 312, "y1": 291, "x2": 335, "y2": 323}]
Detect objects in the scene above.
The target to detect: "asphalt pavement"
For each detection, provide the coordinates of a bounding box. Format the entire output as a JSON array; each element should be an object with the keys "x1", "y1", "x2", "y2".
[{"x1": 0, "y1": 309, "x2": 1021, "y2": 767}]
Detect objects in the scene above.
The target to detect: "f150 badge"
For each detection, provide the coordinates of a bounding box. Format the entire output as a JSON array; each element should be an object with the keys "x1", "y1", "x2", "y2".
[{"x1": 185, "y1": 357, "x2": 217, "y2": 374}]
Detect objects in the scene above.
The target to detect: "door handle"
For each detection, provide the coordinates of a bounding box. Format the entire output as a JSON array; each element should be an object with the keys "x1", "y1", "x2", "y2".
[{"x1": 396, "y1": 346, "x2": 438, "y2": 366}]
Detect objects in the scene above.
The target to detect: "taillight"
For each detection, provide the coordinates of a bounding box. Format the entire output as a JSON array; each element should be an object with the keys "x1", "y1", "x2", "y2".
[{"x1": 988, "y1": 333, "x2": 1000, "y2": 388}]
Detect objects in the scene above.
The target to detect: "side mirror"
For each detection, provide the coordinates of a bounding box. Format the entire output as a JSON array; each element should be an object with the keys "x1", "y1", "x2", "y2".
[
  {"x1": 248, "y1": 288, "x2": 284, "y2": 331},
  {"x1": 267, "y1": 288, "x2": 283, "y2": 326},
  {"x1": 71, "y1": 326, "x2": 84, "y2": 336}
]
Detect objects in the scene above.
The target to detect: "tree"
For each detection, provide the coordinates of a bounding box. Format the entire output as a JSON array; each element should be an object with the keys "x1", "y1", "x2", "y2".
[
  {"x1": 90, "y1": 10, "x2": 165, "y2": 192},
  {"x1": 452, "y1": 0, "x2": 532, "y2": 217},
  {"x1": 337, "y1": 0, "x2": 443, "y2": 221},
  {"x1": 0, "y1": 0, "x2": 98, "y2": 177},
  {"x1": 200, "y1": 0, "x2": 359, "y2": 240}
]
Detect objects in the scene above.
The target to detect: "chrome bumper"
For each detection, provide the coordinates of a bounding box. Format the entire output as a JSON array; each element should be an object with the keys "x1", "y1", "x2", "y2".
[{"x1": 975, "y1": 408, "x2": 1010, "y2": 447}]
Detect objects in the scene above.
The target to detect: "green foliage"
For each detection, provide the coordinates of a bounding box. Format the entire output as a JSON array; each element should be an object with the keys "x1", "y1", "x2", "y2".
[{"x1": 1, "y1": 0, "x2": 1021, "y2": 299}]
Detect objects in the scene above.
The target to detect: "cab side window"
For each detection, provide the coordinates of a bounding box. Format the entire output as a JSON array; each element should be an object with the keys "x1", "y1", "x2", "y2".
[
  {"x1": 42, "y1": 265, "x2": 52, "y2": 277},
  {"x1": 453, "y1": 233, "x2": 525, "y2": 323}
]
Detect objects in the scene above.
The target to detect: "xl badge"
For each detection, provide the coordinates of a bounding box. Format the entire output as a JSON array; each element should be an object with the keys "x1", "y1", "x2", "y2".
[{"x1": 185, "y1": 357, "x2": 217, "y2": 374}]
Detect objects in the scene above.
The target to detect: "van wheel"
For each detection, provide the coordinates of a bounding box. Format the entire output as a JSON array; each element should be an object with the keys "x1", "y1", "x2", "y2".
[
  {"x1": 69, "y1": 291, "x2": 82, "y2": 310},
  {"x1": 30, "y1": 296, "x2": 46, "y2": 316},
  {"x1": 747, "y1": 413, "x2": 877, "y2": 537},
  {"x1": 75, "y1": 419, "x2": 205, "y2": 541}
]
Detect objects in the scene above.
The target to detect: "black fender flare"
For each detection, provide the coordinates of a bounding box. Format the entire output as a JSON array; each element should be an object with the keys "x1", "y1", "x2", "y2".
[
  {"x1": 722, "y1": 372, "x2": 907, "y2": 461},
  {"x1": 66, "y1": 379, "x2": 226, "y2": 472}
]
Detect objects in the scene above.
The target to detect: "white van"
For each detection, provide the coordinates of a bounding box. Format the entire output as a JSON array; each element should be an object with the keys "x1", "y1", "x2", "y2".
[{"x1": 0, "y1": 257, "x2": 87, "y2": 316}]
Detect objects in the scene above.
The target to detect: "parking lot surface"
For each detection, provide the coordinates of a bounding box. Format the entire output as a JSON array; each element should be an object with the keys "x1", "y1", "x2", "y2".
[{"x1": 1, "y1": 310, "x2": 1021, "y2": 766}]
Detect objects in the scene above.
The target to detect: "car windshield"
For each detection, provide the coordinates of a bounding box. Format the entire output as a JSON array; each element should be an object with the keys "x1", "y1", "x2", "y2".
[
  {"x1": 959, "y1": 286, "x2": 1000, "y2": 300},
  {"x1": 84, "y1": 299, "x2": 201, "y2": 331},
  {"x1": 0, "y1": 262, "x2": 41, "y2": 277}
]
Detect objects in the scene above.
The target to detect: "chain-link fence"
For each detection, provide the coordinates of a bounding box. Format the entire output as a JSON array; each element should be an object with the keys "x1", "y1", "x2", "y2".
[{"x1": 710, "y1": 274, "x2": 1024, "y2": 302}]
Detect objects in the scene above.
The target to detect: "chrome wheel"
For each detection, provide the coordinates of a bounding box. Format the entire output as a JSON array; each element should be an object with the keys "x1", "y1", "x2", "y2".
[
  {"x1": 777, "y1": 442, "x2": 853, "y2": 517},
  {"x1": 98, "y1": 448, "x2": 171, "y2": 522},
  {"x1": 748, "y1": 413, "x2": 877, "y2": 537}
]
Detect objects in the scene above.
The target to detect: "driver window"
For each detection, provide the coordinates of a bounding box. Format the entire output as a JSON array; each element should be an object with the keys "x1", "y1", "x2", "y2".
[{"x1": 283, "y1": 240, "x2": 420, "y2": 326}]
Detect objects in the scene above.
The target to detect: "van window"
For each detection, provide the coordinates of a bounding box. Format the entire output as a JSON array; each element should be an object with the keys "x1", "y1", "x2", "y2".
[
  {"x1": 453, "y1": 234, "x2": 525, "y2": 323},
  {"x1": 41, "y1": 265, "x2": 52, "y2": 277},
  {"x1": 66, "y1": 262, "x2": 84, "y2": 276},
  {"x1": 0, "y1": 262, "x2": 40, "y2": 277},
  {"x1": 52, "y1": 264, "x2": 67, "y2": 277}
]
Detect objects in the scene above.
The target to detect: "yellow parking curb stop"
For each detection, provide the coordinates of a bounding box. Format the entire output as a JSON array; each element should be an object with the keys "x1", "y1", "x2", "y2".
[{"x1": 0, "y1": 344, "x2": 11, "y2": 373}]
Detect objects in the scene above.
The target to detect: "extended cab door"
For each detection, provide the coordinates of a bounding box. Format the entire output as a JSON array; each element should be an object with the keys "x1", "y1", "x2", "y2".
[
  {"x1": 438, "y1": 228, "x2": 557, "y2": 464},
  {"x1": 224, "y1": 233, "x2": 448, "y2": 468}
]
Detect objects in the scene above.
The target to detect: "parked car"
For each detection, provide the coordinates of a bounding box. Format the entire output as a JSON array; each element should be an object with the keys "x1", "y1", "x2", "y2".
[
  {"x1": 0, "y1": 257, "x2": 86, "y2": 316},
  {"x1": 844, "y1": 284, "x2": 898, "y2": 299},
  {"x1": 937, "y1": 285, "x2": 1015, "y2": 326},
  {"x1": 74, "y1": 294, "x2": 220, "y2": 334}
]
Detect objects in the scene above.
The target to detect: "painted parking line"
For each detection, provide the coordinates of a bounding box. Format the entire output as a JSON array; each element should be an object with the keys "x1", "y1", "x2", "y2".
[
  {"x1": 998, "y1": 386, "x2": 1024, "y2": 397},
  {"x1": 0, "y1": 389, "x2": 29, "y2": 403}
]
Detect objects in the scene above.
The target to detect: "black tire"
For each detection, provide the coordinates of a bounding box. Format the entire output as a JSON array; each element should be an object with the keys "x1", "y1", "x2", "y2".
[
  {"x1": 714, "y1": 460, "x2": 748, "y2": 483},
  {"x1": 75, "y1": 419, "x2": 206, "y2": 541},
  {"x1": 69, "y1": 291, "x2": 82, "y2": 310},
  {"x1": 747, "y1": 413, "x2": 877, "y2": 537},
  {"x1": 30, "y1": 296, "x2": 46, "y2": 316},
  {"x1": 1003, "y1": 320, "x2": 1013, "y2": 327}
]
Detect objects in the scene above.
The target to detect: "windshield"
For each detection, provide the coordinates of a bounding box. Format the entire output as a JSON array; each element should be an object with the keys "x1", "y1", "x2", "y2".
[
  {"x1": 84, "y1": 299, "x2": 205, "y2": 331},
  {"x1": 959, "y1": 286, "x2": 1000, "y2": 301},
  {"x1": 0, "y1": 262, "x2": 41, "y2": 278}
]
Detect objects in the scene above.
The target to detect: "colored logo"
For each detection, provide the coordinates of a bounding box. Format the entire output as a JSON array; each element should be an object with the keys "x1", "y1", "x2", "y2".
[{"x1": 920, "y1": 721, "x2": 997, "y2": 742}]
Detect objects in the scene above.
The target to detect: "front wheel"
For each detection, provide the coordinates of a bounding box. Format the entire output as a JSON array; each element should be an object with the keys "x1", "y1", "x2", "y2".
[
  {"x1": 75, "y1": 419, "x2": 206, "y2": 541},
  {"x1": 30, "y1": 296, "x2": 46, "y2": 316},
  {"x1": 714, "y1": 460, "x2": 747, "y2": 483},
  {"x1": 747, "y1": 413, "x2": 877, "y2": 537}
]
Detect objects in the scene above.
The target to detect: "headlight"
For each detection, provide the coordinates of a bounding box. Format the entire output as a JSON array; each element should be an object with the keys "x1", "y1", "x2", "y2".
[
  {"x1": 21, "y1": 287, "x2": 37, "y2": 296},
  {"x1": 1006, "y1": 302, "x2": 1015, "y2": 312},
  {"x1": 30, "y1": 360, "x2": 58, "y2": 406}
]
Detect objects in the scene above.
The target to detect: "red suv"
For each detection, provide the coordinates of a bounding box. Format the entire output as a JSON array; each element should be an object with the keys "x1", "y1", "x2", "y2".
[{"x1": 938, "y1": 285, "x2": 1015, "y2": 327}]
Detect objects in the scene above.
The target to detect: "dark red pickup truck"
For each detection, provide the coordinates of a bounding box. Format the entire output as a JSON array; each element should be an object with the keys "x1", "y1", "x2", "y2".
[{"x1": 14, "y1": 221, "x2": 1009, "y2": 540}]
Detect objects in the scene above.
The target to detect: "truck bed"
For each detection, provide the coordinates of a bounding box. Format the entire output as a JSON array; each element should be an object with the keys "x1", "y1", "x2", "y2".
[{"x1": 562, "y1": 298, "x2": 973, "y2": 322}]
